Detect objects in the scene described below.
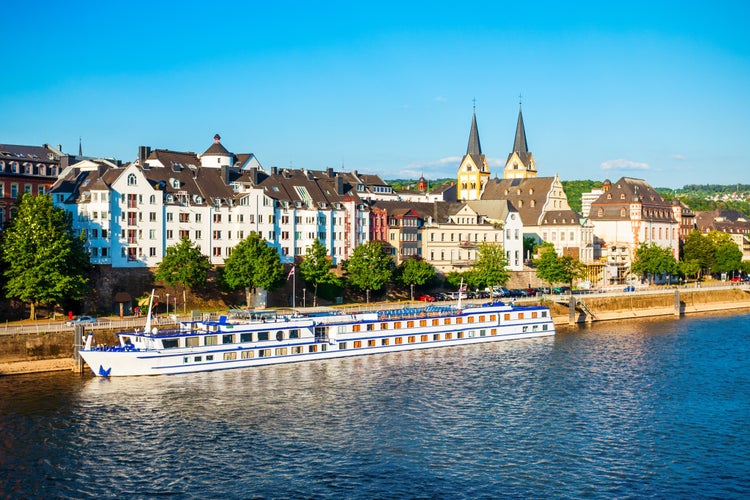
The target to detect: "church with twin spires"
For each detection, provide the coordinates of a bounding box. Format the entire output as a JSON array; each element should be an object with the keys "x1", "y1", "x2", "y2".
[{"x1": 458, "y1": 104, "x2": 594, "y2": 263}]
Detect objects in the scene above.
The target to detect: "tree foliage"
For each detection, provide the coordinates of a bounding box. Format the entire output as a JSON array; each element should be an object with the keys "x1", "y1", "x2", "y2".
[
  {"x1": 533, "y1": 243, "x2": 585, "y2": 289},
  {"x1": 561, "y1": 180, "x2": 603, "y2": 213},
  {"x1": 299, "y1": 239, "x2": 339, "y2": 307},
  {"x1": 1, "y1": 194, "x2": 90, "y2": 319},
  {"x1": 222, "y1": 232, "x2": 284, "y2": 306},
  {"x1": 631, "y1": 242, "x2": 679, "y2": 284},
  {"x1": 682, "y1": 229, "x2": 743, "y2": 278},
  {"x1": 343, "y1": 241, "x2": 393, "y2": 302},
  {"x1": 467, "y1": 242, "x2": 510, "y2": 289},
  {"x1": 155, "y1": 237, "x2": 211, "y2": 309},
  {"x1": 396, "y1": 257, "x2": 436, "y2": 287}
]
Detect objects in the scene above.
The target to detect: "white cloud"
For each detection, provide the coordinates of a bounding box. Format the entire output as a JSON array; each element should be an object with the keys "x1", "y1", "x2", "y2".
[
  {"x1": 671, "y1": 154, "x2": 686, "y2": 160},
  {"x1": 600, "y1": 158, "x2": 650, "y2": 171}
]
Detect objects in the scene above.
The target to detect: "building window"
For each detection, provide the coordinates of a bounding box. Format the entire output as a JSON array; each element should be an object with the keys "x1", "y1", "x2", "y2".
[
  {"x1": 127, "y1": 174, "x2": 136, "y2": 186},
  {"x1": 11, "y1": 184, "x2": 18, "y2": 198}
]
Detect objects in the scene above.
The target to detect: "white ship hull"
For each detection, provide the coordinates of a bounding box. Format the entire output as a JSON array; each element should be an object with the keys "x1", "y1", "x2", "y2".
[{"x1": 79, "y1": 303, "x2": 555, "y2": 377}]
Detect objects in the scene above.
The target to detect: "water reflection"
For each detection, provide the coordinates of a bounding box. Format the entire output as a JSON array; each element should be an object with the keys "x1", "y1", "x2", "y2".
[{"x1": 2, "y1": 314, "x2": 749, "y2": 498}]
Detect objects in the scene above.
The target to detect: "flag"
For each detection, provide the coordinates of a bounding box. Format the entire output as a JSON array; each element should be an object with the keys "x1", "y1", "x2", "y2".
[{"x1": 287, "y1": 266, "x2": 295, "y2": 280}]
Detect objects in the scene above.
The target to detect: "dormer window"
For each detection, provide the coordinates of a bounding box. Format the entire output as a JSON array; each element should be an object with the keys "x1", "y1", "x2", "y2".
[
  {"x1": 607, "y1": 193, "x2": 612, "y2": 200},
  {"x1": 620, "y1": 193, "x2": 625, "y2": 200},
  {"x1": 171, "y1": 178, "x2": 180, "y2": 189},
  {"x1": 127, "y1": 173, "x2": 137, "y2": 186},
  {"x1": 597, "y1": 208, "x2": 604, "y2": 217},
  {"x1": 620, "y1": 208, "x2": 626, "y2": 217}
]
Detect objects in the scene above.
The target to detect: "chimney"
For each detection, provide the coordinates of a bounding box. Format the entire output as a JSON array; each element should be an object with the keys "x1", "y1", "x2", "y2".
[
  {"x1": 326, "y1": 167, "x2": 334, "y2": 178},
  {"x1": 221, "y1": 165, "x2": 230, "y2": 185},
  {"x1": 249, "y1": 167, "x2": 259, "y2": 184},
  {"x1": 138, "y1": 146, "x2": 151, "y2": 166},
  {"x1": 271, "y1": 166, "x2": 278, "y2": 175},
  {"x1": 336, "y1": 174, "x2": 344, "y2": 195}
]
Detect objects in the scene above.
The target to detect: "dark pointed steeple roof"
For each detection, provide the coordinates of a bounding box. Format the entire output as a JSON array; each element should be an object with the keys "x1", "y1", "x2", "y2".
[
  {"x1": 466, "y1": 111, "x2": 482, "y2": 155},
  {"x1": 512, "y1": 106, "x2": 528, "y2": 154}
]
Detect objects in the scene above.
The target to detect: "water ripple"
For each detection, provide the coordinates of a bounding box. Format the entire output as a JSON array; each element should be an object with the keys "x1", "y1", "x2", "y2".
[{"x1": 1, "y1": 314, "x2": 750, "y2": 498}]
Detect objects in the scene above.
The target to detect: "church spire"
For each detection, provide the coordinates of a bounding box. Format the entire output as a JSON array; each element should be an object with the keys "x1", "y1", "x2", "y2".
[
  {"x1": 512, "y1": 105, "x2": 528, "y2": 154},
  {"x1": 466, "y1": 110, "x2": 482, "y2": 155}
]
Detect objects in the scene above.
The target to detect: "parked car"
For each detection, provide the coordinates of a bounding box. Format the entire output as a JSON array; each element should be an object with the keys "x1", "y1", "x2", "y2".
[
  {"x1": 66, "y1": 315, "x2": 97, "y2": 326},
  {"x1": 623, "y1": 286, "x2": 636, "y2": 292},
  {"x1": 418, "y1": 294, "x2": 436, "y2": 302}
]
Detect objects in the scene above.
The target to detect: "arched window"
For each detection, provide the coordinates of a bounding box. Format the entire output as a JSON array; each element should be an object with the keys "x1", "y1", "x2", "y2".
[
  {"x1": 127, "y1": 174, "x2": 136, "y2": 186},
  {"x1": 597, "y1": 208, "x2": 604, "y2": 217},
  {"x1": 150, "y1": 195, "x2": 156, "y2": 204},
  {"x1": 620, "y1": 208, "x2": 626, "y2": 217}
]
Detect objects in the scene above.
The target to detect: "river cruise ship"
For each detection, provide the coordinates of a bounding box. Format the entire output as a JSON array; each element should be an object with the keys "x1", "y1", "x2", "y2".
[{"x1": 79, "y1": 301, "x2": 555, "y2": 377}]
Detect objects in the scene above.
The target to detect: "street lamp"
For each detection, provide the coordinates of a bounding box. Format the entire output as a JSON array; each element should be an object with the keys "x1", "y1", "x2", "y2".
[
  {"x1": 173, "y1": 297, "x2": 177, "y2": 317},
  {"x1": 166, "y1": 293, "x2": 170, "y2": 315},
  {"x1": 302, "y1": 288, "x2": 306, "y2": 308}
]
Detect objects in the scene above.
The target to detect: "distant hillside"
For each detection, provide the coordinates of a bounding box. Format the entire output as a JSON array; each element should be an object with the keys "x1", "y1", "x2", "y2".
[{"x1": 387, "y1": 178, "x2": 454, "y2": 191}]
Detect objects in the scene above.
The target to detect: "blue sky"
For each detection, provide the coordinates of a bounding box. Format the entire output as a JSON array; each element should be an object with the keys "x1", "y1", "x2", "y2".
[{"x1": 2, "y1": 1, "x2": 749, "y2": 189}]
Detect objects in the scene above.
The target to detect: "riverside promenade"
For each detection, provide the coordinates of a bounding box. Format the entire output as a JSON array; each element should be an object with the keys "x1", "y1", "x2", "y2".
[{"x1": 2, "y1": 283, "x2": 749, "y2": 376}]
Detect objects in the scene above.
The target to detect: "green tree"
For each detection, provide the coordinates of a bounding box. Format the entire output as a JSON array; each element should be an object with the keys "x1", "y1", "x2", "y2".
[
  {"x1": 682, "y1": 230, "x2": 714, "y2": 278},
  {"x1": 222, "y1": 232, "x2": 284, "y2": 307},
  {"x1": 343, "y1": 241, "x2": 393, "y2": 303},
  {"x1": 469, "y1": 242, "x2": 510, "y2": 289},
  {"x1": 679, "y1": 259, "x2": 701, "y2": 282},
  {"x1": 631, "y1": 242, "x2": 680, "y2": 284},
  {"x1": 533, "y1": 244, "x2": 564, "y2": 289},
  {"x1": 155, "y1": 237, "x2": 211, "y2": 309},
  {"x1": 1, "y1": 194, "x2": 90, "y2": 319},
  {"x1": 396, "y1": 256, "x2": 436, "y2": 300},
  {"x1": 299, "y1": 239, "x2": 339, "y2": 307},
  {"x1": 707, "y1": 231, "x2": 743, "y2": 275},
  {"x1": 533, "y1": 244, "x2": 586, "y2": 291},
  {"x1": 522, "y1": 236, "x2": 537, "y2": 262}
]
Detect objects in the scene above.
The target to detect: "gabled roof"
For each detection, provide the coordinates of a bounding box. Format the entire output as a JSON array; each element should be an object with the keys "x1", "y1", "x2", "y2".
[
  {"x1": 202, "y1": 134, "x2": 231, "y2": 156},
  {"x1": 480, "y1": 177, "x2": 560, "y2": 225},
  {"x1": 0, "y1": 144, "x2": 59, "y2": 162}
]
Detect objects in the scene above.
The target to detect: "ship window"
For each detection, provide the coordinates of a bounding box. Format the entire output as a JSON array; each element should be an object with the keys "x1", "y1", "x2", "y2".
[
  {"x1": 204, "y1": 335, "x2": 217, "y2": 346},
  {"x1": 479, "y1": 316, "x2": 485, "y2": 322},
  {"x1": 275, "y1": 348, "x2": 288, "y2": 356},
  {"x1": 480, "y1": 330, "x2": 486, "y2": 337},
  {"x1": 320, "y1": 344, "x2": 327, "y2": 352},
  {"x1": 518, "y1": 313, "x2": 524, "y2": 319},
  {"x1": 394, "y1": 322, "x2": 402, "y2": 328},
  {"x1": 457, "y1": 332, "x2": 464, "y2": 339},
  {"x1": 490, "y1": 315, "x2": 496, "y2": 321},
  {"x1": 289, "y1": 329, "x2": 300, "y2": 339},
  {"x1": 433, "y1": 334, "x2": 440, "y2": 341},
  {"x1": 258, "y1": 331, "x2": 269, "y2": 341},
  {"x1": 419, "y1": 320, "x2": 427, "y2": 327},
  {"x1": 352, "y1": 324, "x2": 361, "y2": 332},
  {"x1": 445, "y1": 333, "x2": 453, "y2": 340},
  {"x1": 456, "y1": 318, "x2": 463, "y2": 324},
  {"x1": 258, "y1": 349, "x2": 271, "y2": 357},
  {"x1": 432, "y1": 319, "x2": 439, "y2": 326},
  {"x1": 542, "y1": 311, "x2": 547, "y2": 317},
  {"x1": 240, "y1": 333, "x2": 253, "y2": 342},
  {"x1": 522, "y1": 326, "x2": 528, "y2": 332},
  {"x1": 186, "y1": 337, "x2": 200, "y2": 347},
  {"x1": 543, "y1": 324, "x2": 548, "y2": 330},
  {"x1": 354, "y1": 341, "x2": 362, "y2": 348},
  {"x1": 183, "y1": 357, "x2": 189, "y2": 363},
  {"x1": 224, "y1": 352, "x2": 237, "y2": 360},
  {"x1": 339, "y1": 343, "x2": 348, "y2": 350},
  {"x1": 366, "y1": 324, "x2": 374, "y2": 331},
  {"x1": 206, "y1": 355, "x2": 214, "y2": 361},
  {"x1": 276, "y1": 331, "x2": 284, "y2": 341},
  {"x1": 368, "y1": 340, "x2": 376, "y2": 347},
  {"x1": 504, "y1": 314, "x2": 511, "y2": 320},
  {"x1": 222, "y1": 334, "x2": 235, "y2": 344},
  {"x1": 468, "y1": 317, "x2": 474, "y2": 323},
  {"x1": 291, "y1": 346, "x2": 302, "y2": 354},
  {"x1": 381, "y1": 339, "x2": 389, "y2": 346},
  {"x1": 380, "y1": 323, "x2": 388, "y2": 330},
  {"x1": 491, "y1": 329, "x2": 497, "y2": 335},
  {"x1": 444, "y1": 318, "x2": 451, "y2": 325},
  {"x1": 532, "y1": 312, "x2": 538, "y2": 318},
  {"x1": 162, "y1": 339, "x2": 178, "y2": 349},
  {"x1": 194, "y1": 356, "x2": 202, "y2": 362},
  {"x1": 407, "y1": 321, "x2": 414, "y2": 328},
  {"x1": 408, "y1": 336, "x2": 416, "y2": 343},
  {"x1": 395, "y1": 337, "x2": 403, "y2": 345},
  {"x1": 309, "y1": 345, "x2": 317, "y2": 353},
  {"x1": 421, "y1": 335, "x2": 428, "y2": 342}
]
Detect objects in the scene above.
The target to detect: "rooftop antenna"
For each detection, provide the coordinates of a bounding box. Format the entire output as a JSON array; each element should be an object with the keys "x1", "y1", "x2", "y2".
[{"x1": 78, "y1": 137, "x2": 82, "y2": 157}]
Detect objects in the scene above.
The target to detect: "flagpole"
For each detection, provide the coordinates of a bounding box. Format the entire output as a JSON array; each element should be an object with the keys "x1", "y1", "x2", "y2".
[{"x1": 293, "y1": 268, "x2": 296, "y2": 310}]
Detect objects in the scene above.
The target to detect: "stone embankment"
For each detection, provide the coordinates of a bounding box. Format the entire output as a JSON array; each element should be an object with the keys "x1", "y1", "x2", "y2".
[{"x1": 2, "y1": 286, "x2": 749, "y2": 376}]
